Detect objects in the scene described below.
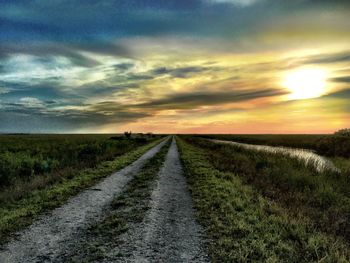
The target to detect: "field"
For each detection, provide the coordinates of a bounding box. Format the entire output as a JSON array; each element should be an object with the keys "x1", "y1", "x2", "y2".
[
  {"x1": 1, "y1": 133, "x2": 350, "y2": 262},
  {"x1": 0, "y1": 134, "x2": 159, "y2": 187},
  {"x1": 197, "y1": 134, "x2": 350, "y2": 158},
  {"x1": 0, "y1": 134, "x2": 162, "y2": 243},
  {"x1": 178, "y1": 135, "x2": 350, "y2": 261}
]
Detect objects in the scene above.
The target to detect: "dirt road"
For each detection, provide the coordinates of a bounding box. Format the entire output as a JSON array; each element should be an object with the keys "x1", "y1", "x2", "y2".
[
  {"x1": 114, "y1": 137, "x2": 209, "y2": 262},
  {"x1": 0, "y1": 138, "x2": 169, "y2": 263},
  {"x1": 0, "y1": 137, "x2": 209, "y2": 262}
]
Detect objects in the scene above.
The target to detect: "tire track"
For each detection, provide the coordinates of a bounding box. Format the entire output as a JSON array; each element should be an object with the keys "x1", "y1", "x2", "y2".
[
  {"x1": 114, "y1": 137, "x2": 209, "y2": 262},
  {"x1": 0, "y1": 138, "x2": 169, "y2": 263}
]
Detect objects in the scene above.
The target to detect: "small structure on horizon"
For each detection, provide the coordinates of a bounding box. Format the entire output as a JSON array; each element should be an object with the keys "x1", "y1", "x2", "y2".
[{"x1": 124, "y1": 131, "x2": 132, "y2": 138}]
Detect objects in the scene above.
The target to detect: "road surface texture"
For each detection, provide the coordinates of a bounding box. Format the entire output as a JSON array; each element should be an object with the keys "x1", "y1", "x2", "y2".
[
  {"x1": 0, "y1": 138, "x2": 169, "y2": 263},
  {"x1": 111, "y1": 137, "x2": 209, "y2": 262}
]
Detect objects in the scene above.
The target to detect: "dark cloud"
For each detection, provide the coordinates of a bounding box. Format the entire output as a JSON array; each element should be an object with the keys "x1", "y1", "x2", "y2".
[
  {"x1": 151, "y1": 66, "x2": 211, "y2": 78},
  {"x1": 77, "y1": 83, "x2": 138, "y2": 97},
  {"x1": 305, "y1": 51, "x2": 350, "y2": 65},
  {"x1": 126, "y1": 74, "x2": 154, "y2": 81},
  {"x1": 0, "y1": 99, "x2": 150, "y2": 133},
  {"x1": 113, "y1": 63, "x2": 135, "y2": 71},
  {"x1": 134, "y1": 88, "x2": 286, "y2": 110},
  {"x1": 325, "y1": 88, "x2": 350, "y2": 98},
  {"x1": 151, "y1": 67, "x2": 170, "y2": 75},
  {"x1": 331, "y1": 76, "x2": 350, "y2": 83}
]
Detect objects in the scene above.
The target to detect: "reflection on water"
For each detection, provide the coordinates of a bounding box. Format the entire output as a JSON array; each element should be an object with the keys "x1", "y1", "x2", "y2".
[{"x1": 211, "y1": 139, "x2": 339, "y2": 173}]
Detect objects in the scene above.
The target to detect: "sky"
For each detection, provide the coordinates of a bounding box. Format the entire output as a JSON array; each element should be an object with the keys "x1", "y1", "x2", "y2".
[{"x1": 0, "y1": 0, "x2": 349, "y2": 134}]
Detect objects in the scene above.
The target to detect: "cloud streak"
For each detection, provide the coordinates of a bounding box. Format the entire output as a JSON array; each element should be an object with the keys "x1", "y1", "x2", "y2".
[{"x1": 134, "y1": 88, "x2": 286, "y2": 110}]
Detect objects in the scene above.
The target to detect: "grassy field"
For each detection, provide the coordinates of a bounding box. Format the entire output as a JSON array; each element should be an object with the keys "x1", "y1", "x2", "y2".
[
  {"x1": 0, "y1": 134, "x2": 163, "y2": 243},
  {"x1": 177, "y1": 136, "x2": 350, "y2": 262},
  {"x1": 0, "y1": 134, "x2": 159, "y2": 187},
  {"x1": 0, "y1": 134, "x2": 161, "y2": 202},
  {"x1": 1, "y1": 133, "x2": 350, "y2": 261}
]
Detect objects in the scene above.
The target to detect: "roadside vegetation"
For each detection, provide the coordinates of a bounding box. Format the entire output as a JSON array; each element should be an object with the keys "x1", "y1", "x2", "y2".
[
  {"x1": 0, "y1": 134, "x2": 157, "y2": 188},
  {"x1": 177, "y1": 136, "x2": 350, "y2": 262},
  {"x1": 210, "y1": 139, "x2": 338, "y2": 173},
  {"x1": 65, "y1": 139, "x2": 171, "y2": 262},
  {"x1": 197, "y1": 128, "x2": 350, "y2": 158},
  {"x1": 0, "y1": 135, "x2": 163, "y2": 244}
]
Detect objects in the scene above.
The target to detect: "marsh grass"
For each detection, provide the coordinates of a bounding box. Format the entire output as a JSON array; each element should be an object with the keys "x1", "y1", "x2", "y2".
[
  {"x1": 177, "y1": 137, "x2": 350, "y2": 262},
  {"x1": 0, "y1": 135, "x2": 161, "y2": 205},
  {"x1": 181, "y1": 136, "x2": 350, "y2": 246},
  {"x1": 210, "y1": 139, "x2": 339, "y2": 173},
  {"x1": 0, "y1": 134, "x2": 160, "y2": 187},
  {"x1": 198, "y1": 134, "x2": 350, "y2": 158},
  {"x1": 0, "y1": 138, "x2": 164, "y2": 244}
]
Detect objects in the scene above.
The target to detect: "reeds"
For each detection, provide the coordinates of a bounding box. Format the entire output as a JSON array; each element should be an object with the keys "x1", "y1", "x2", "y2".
[{"x1": 211, "y1": 139, "x2": 339, "y2": 173}]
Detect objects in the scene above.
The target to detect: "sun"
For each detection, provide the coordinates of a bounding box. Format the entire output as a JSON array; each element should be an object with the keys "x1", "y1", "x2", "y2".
[{"x1": 283, "y1": 67, "x2": 327, "y2": 100}]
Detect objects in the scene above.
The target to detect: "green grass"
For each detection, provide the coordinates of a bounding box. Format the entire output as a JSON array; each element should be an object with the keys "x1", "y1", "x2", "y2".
[
  {"x1": 65, "y1": 139, "x2": 171, "y2": 262},
  {"x1": 196, "y1": 133, "x2": 350, "y2": 158},
  {"x1": 177, "y1": 137, "x2": 350, "y2": 262},
  {"x1": 0, "y1": 134, "x2": 160, "y2": 186},
  {"x1": 195, "y1": 134, "x2": 327, "y2": 150},
  {"x1": 181, "y1": 136, "x2": 350, "y2": 241},
  {"x1": 0, "y1": 138, "x2": 164, "y2": 244}
]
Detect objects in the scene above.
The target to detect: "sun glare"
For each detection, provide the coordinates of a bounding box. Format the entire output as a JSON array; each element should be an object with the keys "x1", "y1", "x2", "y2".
[{"x1": 283, "y1": 68, "x2": 327, "y2": 100}]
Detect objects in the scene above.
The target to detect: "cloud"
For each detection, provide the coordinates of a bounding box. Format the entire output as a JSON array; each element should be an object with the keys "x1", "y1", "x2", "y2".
[
  {"x1": 0, "y1": 86, "x2": 12, "y2": 95},
  {"x1": 18, "y1": 97, "x2": 45, "y2": 108},
  {"x1": 325, "y1": 88, "x2": 350, "y2": 98},
  {"x1": 305, "y1": 51, "x2": 350, "y2": 65},
  {"x1": 205, "y1": 0, "x2": 260, "y2": 7},
  {"x1": 126, "y1": 74, "x2": 154, "y2": 81},
  {"x1": 150, "y1": 66, "x2": 211, "y2": 78},
  {"x1": 0, "y1": 80, "x2": 80, "y2": 101},
  {"x1": 0, "y1": 42, "x2": 131, "y2": 67},
  {"x1": 134, "y1": 88, "x2": 286, "y2": 110},
  {"x1": 0, "y1": 43, "x2": 100, "y2": 68},
  {"x1": 331, "y1": 76, "x2": 350, "y2": 83},
  {"x1": 1, "y1": 0, "x2": 349, "y2": 133},
  {"x1": 113, "y1": 62, "x2": 135, "y2": 71},
  {"x1": 0, "y1": 98, "x2": 150, "y2": 133}
]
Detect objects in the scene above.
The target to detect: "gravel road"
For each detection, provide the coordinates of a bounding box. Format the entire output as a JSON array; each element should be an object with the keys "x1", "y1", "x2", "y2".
[
  {"x1": 0, "y1": 138, "x2": 169, "y2": 263},
  {"x1": 113, "y1": 137, "x2": 209, "y2": 262}
]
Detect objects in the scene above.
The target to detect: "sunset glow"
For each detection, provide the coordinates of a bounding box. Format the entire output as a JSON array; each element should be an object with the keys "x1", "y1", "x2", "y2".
[
  {"x1": 0, "y1": 1, "x2": 349, "y2": 134},
  {"x1": 283, "y1": 68, "x2": 327, "y2": 100}
]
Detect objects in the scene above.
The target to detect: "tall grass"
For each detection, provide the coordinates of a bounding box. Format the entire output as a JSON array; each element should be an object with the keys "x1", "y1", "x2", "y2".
[
  {"x1": 183, "y1": 136, "x2": 350, "y2": 243},
  {"x1": 0, "y1": 134, "x2": 159, "y2": 187},
  {"x1": 177, "y1": 137, "x2": 350, "y2": 262},
  {"x1": 0, "y1": 138, "x2": 164, "y2": 244},
  {"x1": 210, "y1": 139, "x2": 339, "y2": 173},
  {"x1": 198, "y1": 133, "x2": 350, "y2": 158}
]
